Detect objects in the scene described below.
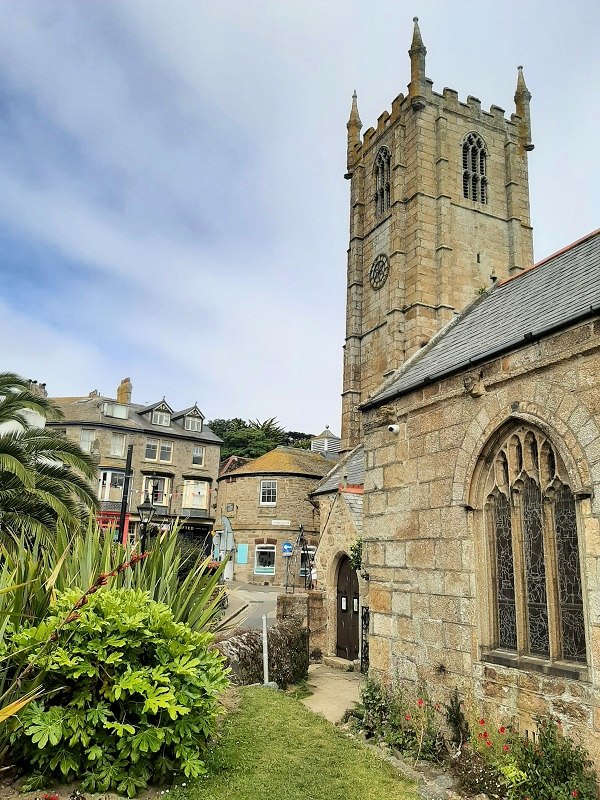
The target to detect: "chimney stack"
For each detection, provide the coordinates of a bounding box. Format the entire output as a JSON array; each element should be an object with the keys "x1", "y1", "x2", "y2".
[{"x1": 116, "y1": 377, "x2": 132, "y2": 404}]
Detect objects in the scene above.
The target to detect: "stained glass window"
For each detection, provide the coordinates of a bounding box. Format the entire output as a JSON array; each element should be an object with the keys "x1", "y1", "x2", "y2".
[
  {"x1": 485, "y1": 427, "x2": 586, "y2": 666},
  {"x1": 555, "y1": 484, "x2": 586, "y2": 662},
  {"x1": 491, "y1": 492, "x2": 517, "y2": 650},
  {"x1": 522, "y1": 476, "x2": 549, "y2": 656}
]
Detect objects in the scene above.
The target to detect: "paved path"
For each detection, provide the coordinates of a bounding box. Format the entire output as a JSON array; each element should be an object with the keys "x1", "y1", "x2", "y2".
[{"x1": 301, "y1": 663, "x2": 362, "y2": 723}]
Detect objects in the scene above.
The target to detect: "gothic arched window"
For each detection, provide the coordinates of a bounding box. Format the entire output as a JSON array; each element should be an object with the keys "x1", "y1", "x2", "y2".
[
  {"x1": 484, "y1": 426, "x2": 586, "y2": 664},
  {"x1": 374, "y1": 147, "x2": 391, "y2": 216},
  {"x1": 462, "y1": 133, "x2": 487, "y2": 204}
]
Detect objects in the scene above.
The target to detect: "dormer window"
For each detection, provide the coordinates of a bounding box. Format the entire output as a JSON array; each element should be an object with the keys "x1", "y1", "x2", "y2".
[
  {"x1": 185, "y1": 417, "x2": 202, "y2": 432},
  {"x1": 152, "y1": 410, "x2": 171, "y2": 426},
  {"x1": 103, "y1": 402, "x2": 128, "y2": 419}
]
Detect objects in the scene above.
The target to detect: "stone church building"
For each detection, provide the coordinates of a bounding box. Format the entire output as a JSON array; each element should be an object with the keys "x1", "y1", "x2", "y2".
[{"x1": 316, "y1": 18, "x2": 600, "y2": 763}]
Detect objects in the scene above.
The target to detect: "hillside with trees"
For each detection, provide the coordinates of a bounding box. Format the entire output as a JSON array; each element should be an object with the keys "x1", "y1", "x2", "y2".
[{"x1": 207, "y1": 417, "x2": 315, "y2": 460}]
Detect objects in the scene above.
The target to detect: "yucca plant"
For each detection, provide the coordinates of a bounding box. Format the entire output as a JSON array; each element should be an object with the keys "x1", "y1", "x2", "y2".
[{"x1": 0, "y1": 519, "x2": 229, "y2": 769}]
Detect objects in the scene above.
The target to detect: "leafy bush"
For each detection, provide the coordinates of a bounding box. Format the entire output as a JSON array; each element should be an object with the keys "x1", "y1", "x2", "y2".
[
  {"x1": 507, "y1": 716, "x2": 597, "y2": 800},
  {"x1": 4, "y1": 588, "x2": 229, "y2": 797},
  {"x1": 451, "y1": 709, "x2": 598, "y2": 800},
  {"x1": 216, "y1": 624, "x2": 308, "y2": 688},
  {"x1": 357, "y1": 677, "x2": 444, "y2": 763},
  {"x1": 445, "y1": 687, "x2": 469, "y2": 746},
  {"x1": 0, "y1": 523, "x2": 227, "y2": 767},
  {"x1": 349, "y1": 539, "x2": 363, "y2": 571}
]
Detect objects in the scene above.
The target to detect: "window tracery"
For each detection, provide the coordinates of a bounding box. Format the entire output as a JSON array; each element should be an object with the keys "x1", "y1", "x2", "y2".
[
  {"x1": 462, "y1": 133, "x2": 487, "y2": 203},
  {"x1": 484, "y1": 426, "x2": 586, "y2": 664},
  {"x1": 374, "y1": 147, "x2": 391, "y2": 215}
]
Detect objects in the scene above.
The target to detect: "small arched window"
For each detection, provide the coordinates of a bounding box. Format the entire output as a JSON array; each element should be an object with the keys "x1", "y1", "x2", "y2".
[
  {"x1": 373, "y1": 147, "x2": 391, "y2": 216},
  {"x1": 462, "y1": 133, "x2": 487, "y2": 204},
  {"x1": 484, "y1": 426, "x2": 586, "y2": 664}
]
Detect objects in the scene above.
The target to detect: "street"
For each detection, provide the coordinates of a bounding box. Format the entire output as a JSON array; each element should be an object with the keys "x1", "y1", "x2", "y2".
[{"x1": 223, "y1": 581, "x2": 280, "y2": 629}]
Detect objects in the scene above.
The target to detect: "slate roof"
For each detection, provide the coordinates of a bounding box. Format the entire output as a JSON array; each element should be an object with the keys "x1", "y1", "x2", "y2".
[
  {"x1": 220, "y1": 446, "x2": 331, "y2": 479},
  {"x1": 172, "y1": 405, "x2": 204, "y2": 420},
  {"x1": 311, "y1": 445, "x2": 364, "y2": 496},
  {"x1": 343, "y1": 492, "x2": 364, "y2": 534},
  {"x1": 364, "y1": 229, "x2": 600, "y2": 409},
  {"x1": 49, "y1": 395, "x2": 222, "y2": 444},
  {"x1": 312, "y1": 427, "x2": 340, "y2": 441}
]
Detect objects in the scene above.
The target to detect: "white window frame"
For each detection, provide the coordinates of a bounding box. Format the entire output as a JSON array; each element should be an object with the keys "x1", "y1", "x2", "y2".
[
  {"x1": 80, "y1": 429, "x2": 96, "y2": 454},
  {"x1": 145, "y1": 438, "x2": 158, "y2": 460},
  {"x1": 181, "y1": 480, "x2": 209, "y2": 510},
  {"x1": 103, "y1": 402, "x2": 128, "y2": 419},
  {"x1": 260, "y1": 479, "x2": 277, "y2": 506},
  {"x1": 110, "y1": 432, "x2": 126, "y2": 457},
  {"x1": 142, "y1": 476, "x2": 170, "y2": 507},
  {"x1": 159, "y1": 440, "x2": 173, "y2": 463},
  {"x1": 185, "y1": 417, "x2": 202, "y2": 432},
  {"x1": 152, "y1": 410, "x2": 171, "y2": 426},
  {"x1": 192, "y1": 445, "x2": 205, "y2": 466},
  {"x1": 254, "y1": 544, "x2": 276, "y2": 576},
  {"x1": 98, "y1": 469, "x2": 125, "y2": 502},
  {"x1": 145, "y1": 438, "x2": 172, "y2": 462}
]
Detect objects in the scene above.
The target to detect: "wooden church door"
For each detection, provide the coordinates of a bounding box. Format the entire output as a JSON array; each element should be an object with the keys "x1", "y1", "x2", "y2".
[{"x1": 336, "y1": 555, "x2": 359, "y2": 660}]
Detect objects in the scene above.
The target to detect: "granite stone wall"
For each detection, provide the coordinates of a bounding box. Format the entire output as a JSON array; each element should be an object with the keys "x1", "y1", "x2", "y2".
[{"x1": 362, "y1": 318, "x2": 600, "y2": 764}]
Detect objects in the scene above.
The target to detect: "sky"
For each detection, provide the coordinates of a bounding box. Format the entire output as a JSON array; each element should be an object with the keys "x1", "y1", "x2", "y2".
[{"x1": 0, "y1": 1, "x2": 598, "y2": 436}]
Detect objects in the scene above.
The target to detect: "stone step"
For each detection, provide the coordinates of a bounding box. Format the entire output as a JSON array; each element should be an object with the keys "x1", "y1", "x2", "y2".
[{"x1": 323, "y1": 655, "x2": 360, "y2": 672}]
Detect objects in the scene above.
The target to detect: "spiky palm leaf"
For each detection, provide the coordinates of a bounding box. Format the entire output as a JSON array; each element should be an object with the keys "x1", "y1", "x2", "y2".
[{"x1": 0, "y1": 374, "x2": 97, "y2": 543}]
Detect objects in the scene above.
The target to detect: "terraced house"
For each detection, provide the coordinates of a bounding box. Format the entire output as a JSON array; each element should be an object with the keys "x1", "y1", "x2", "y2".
[{"x1": 48, "y1": 378, "x2": 222, "y2": 550}]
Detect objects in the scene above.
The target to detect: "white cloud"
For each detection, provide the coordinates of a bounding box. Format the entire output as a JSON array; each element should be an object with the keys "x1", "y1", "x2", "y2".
[{"x1": 0, "y1": 0, "x2": 597, "y2": 433}]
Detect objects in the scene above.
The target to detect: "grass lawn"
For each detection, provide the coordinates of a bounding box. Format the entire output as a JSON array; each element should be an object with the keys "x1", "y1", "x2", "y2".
[{"x1": 169, "y1": 686, "x2": 418, "y2": 800}]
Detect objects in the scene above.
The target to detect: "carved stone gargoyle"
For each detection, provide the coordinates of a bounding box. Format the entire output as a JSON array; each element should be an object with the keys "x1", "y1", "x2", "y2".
[{"x1": 463, "y1": 370, "x2": 486, "y2": 397}]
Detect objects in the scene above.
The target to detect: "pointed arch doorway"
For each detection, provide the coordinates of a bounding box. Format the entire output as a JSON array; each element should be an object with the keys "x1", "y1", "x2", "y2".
[{"x1": 336, "y1": 555, "x2": 359, "y2": 660}]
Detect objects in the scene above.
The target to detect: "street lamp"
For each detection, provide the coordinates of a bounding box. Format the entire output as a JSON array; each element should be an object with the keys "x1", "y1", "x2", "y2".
[{"x1": 137, "y1": 493, "x2": 155, "y2": 553}]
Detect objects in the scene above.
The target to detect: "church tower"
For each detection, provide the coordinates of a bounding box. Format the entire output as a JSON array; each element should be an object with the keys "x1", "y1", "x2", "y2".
[{"x1": 341, "y1": 19, "x2": 534, "y2": 449}]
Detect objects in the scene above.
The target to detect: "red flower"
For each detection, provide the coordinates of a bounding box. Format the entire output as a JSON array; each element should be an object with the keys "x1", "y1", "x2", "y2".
[
  {"x1": 130, "y1": 552, "x2": 150, "y2": 565},
  {"x1": 479, "y1": 718, "x2": 485, "y2": 725},
  {"x1": 483, "y1": 731, "x2": 489, "y2": 739},
  {"x1": 503, "y1": 744, "x2": 510, "y2": 752},
  {"x1": 572, "y1": 792, "x2": 579, "y2": 798},
  {"x1": 499, "y1": 726, "x2": 506, "y2": 734},
  {"x1": 405, "y1": 713, "x2": 412, "y2": 721},
  {"x1": 486, "y1": 739, "x2": 492, "y2": 747},
  {"x1": 417, "y1": 698, "x2": 424, "y2": 707}
]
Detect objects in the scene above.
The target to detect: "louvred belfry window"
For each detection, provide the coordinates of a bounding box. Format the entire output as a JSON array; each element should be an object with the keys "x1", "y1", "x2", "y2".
[
  {"x1": 485, "y1": 427, "x2": 586, "y2": 664},
  {"x1": 462, "y1": 132, "x2": 487, "y2": 203},
  {"x1": 374, "y1": 146, "x2": 391, "y2": 215}
]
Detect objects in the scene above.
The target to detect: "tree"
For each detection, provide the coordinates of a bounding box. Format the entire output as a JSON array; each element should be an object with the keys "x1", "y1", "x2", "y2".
[
  {"x1": 207, "y1": 417, "x2": 315, "y2": 460},
  {"x1": 0, "y1": 373, "x2": 98, "y2": 541}
]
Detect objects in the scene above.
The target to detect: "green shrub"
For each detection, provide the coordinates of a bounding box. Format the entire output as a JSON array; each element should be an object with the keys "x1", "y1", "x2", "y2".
[
  {"x1": 507, "y1": 716, "x2": 597, "y2": 800},
  {"x1": 5, "y1": 588, "x2": 229, "y2": 797},
  {"x1": 451, "y1": 709, "x2": 598, "y2": 800},
  {"x1": 216, "y1": 624, "x2": 308, "y2": 689},
  {"x1": 445, "y1": 687, "x2": 469, "y2": 746},
  {"x1": 358, "y1": 677, "x2": 443, "y2": 763}
]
